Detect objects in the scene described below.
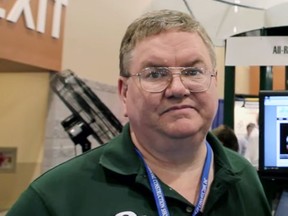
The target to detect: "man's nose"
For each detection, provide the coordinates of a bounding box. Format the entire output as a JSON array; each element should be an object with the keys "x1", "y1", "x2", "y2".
[
  {"x1": 165, "y1": 73, "x2": 190, "y2": 96},
  {"x1": 169, "y1": 72, "x2": 185, "y2": 87}
]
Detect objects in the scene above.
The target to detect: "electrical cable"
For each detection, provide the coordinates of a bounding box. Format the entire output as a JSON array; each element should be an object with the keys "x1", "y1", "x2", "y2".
[{"x1": 182, "y1": 0, "x2": 194, "y2": 17}]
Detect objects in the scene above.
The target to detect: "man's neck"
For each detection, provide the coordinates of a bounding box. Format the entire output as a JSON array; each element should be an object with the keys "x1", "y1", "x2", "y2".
[
  {"x1": 133, "y1": 133, "x2": 214, "y2": 205},
  {"x1": 131, "y1": 130, "x2": 207, "y2": 167}
]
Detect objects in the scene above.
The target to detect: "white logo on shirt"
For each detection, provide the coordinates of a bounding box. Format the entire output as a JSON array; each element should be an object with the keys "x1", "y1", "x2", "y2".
[{"x1": 115, "y1": 211, "x2": 137, "y2": 216}]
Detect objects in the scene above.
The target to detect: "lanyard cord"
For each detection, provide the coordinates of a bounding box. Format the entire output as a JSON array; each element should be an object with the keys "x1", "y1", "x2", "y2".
[{"x1": 135, "y1": 142, "x2": 212, "y2": 216}]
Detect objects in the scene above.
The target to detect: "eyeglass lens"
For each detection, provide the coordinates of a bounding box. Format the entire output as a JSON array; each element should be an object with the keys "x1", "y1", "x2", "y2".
[{"x1": 139, "y1": 67, "x2": 213, "y2": 93}]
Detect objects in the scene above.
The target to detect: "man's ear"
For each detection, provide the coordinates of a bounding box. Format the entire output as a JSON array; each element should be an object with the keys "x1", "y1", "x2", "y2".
[
  {"x1": 118, "y1": 78, "x2": 128, "y2": 99},
  {"x1": 118, "y1": 78, "x2": 128, "y2": 117}
]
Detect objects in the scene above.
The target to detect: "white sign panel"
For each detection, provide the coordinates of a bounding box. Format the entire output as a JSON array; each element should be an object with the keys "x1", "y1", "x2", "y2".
[{"x1": 226, "y1": 36, "x2": 288, "y2": 66}]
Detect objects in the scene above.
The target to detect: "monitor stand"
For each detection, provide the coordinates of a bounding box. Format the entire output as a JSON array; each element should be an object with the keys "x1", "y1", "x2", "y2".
[{"x1": 274, "y1": 190, "x2": 288, "y2": 216}]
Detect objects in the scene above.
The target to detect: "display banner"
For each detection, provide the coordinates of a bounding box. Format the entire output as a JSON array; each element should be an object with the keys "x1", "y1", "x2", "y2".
[
  {"x1": 0, "y1": 0, "x2": 68, "y2": 71},
  {"x1": 226, "y1": 36, "x2": 288, "y2": 66}
]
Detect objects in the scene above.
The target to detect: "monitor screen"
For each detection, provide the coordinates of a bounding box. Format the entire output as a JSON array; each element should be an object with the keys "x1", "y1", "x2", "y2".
[{"x1": 259, "y1": 90, "x2": 288, "y2": 180}]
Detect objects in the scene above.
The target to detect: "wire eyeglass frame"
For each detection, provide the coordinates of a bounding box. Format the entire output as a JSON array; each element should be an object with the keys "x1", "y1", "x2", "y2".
[{"x1": 125, "y1": 66, "x2": 217, "y2": 93}]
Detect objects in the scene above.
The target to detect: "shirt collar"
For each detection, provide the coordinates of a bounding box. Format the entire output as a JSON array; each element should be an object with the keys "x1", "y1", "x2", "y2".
[
  {"x1": 207, "y1": 132, "x2": 247, "y2": 175},
  {"x1": 100, "y1": 123, "x2": 244, "y2": 179},
  {"x1": 99, "y1": 123, "x2": 140, "y2": 175}
]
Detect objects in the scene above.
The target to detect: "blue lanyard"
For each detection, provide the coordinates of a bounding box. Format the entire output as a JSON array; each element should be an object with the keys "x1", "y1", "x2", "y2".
[{"x1": 136, "y1": 142, "x2": 212, "y2": 216}]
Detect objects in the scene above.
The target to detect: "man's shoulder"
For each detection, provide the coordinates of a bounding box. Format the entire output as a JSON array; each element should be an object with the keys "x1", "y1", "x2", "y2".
[
  {"x1": 223, "y1": 147, "x2": 258, "y2": 175},
  {"x1": 32, "y1": 144, "x2": 108, "y2": 188}
]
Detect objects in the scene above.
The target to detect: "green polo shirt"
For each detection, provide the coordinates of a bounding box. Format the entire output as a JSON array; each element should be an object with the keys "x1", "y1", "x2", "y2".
[{"x1": 7, "y1": 124, "x2": 271, "y2": 216}]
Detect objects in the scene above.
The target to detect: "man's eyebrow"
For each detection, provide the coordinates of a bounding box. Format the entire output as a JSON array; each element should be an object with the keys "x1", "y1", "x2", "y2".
[
  {"x1": 141, "y1": 60, "x2": 166, "y2": 68},
  {"x1": 181, "y1": 59, "x2": 205, "y2": 67}
]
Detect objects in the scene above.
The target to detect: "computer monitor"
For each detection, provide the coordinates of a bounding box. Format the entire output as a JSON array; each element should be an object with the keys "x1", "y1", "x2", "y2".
[{"x1": 259, "y1": 90, "x2": 288, "y2": 181}]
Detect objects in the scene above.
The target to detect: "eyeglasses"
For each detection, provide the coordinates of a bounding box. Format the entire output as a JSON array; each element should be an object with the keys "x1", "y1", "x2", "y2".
[{"x1": 126, "y1": 67, "x2": 216, "y2": 93}]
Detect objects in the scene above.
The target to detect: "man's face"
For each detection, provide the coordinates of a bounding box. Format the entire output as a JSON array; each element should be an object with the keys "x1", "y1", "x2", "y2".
[{"x1": 119, "y1": 31, "x2": 218, "y2": 140}]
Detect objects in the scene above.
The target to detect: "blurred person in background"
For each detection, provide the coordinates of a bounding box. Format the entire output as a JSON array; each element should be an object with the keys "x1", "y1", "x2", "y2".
[
  {"x1": 245, "y1": 120, "x2": 259, "y2": 169},
  {"x1": 237, "y1": 122, "x2": 256, "y2": 156},
  {"x1": 212, "y1": 124, "x2": 239, "y2": 152}
]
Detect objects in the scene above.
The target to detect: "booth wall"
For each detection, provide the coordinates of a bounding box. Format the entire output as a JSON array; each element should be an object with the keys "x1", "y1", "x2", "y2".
[{"x1": 0, "y1": 72, "x2": 50, "y2": 210}]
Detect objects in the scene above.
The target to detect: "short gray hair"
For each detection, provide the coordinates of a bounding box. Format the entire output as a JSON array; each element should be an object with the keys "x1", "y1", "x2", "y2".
[{"x1": 119, "y1": 9, "x2": 216, "y2": 76}]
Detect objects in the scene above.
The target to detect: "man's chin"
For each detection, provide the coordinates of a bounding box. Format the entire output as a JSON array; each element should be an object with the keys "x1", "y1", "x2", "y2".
[{"x1": 162, "y1": 123, "x2": 200, "y2": 138}]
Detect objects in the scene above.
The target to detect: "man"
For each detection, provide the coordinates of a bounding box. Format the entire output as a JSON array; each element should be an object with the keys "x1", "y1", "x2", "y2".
[
  {"x1": 7, "y1": 9, "x2": 271, "y2": 216},
  {"x1": 245, "y1": 121, "x2": 259, "y2": 169}
]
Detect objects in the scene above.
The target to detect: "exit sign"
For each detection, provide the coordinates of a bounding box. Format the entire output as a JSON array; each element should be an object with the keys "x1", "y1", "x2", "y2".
[{"x1": 0, "y1": 0, "x2": 69, "y2": 71}]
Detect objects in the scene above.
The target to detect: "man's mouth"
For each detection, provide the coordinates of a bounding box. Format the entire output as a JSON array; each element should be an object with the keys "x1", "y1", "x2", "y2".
[{"x1": 162, "y1": 105, "x2": 193, "y2": 114}]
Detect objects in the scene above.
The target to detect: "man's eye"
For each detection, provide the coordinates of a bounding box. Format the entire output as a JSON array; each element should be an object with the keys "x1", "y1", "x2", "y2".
[
  {"x1": 182, "y1": 68, "x2": 204, "y2": 76},
  {"x1": 145, "y1": 68, "x2": 168, "y2": 79}
]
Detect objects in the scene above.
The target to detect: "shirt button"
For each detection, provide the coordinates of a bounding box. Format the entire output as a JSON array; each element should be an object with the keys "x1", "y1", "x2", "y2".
[{"x1": 186, "y1": 206, "x2": 193, "y2": 213}]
